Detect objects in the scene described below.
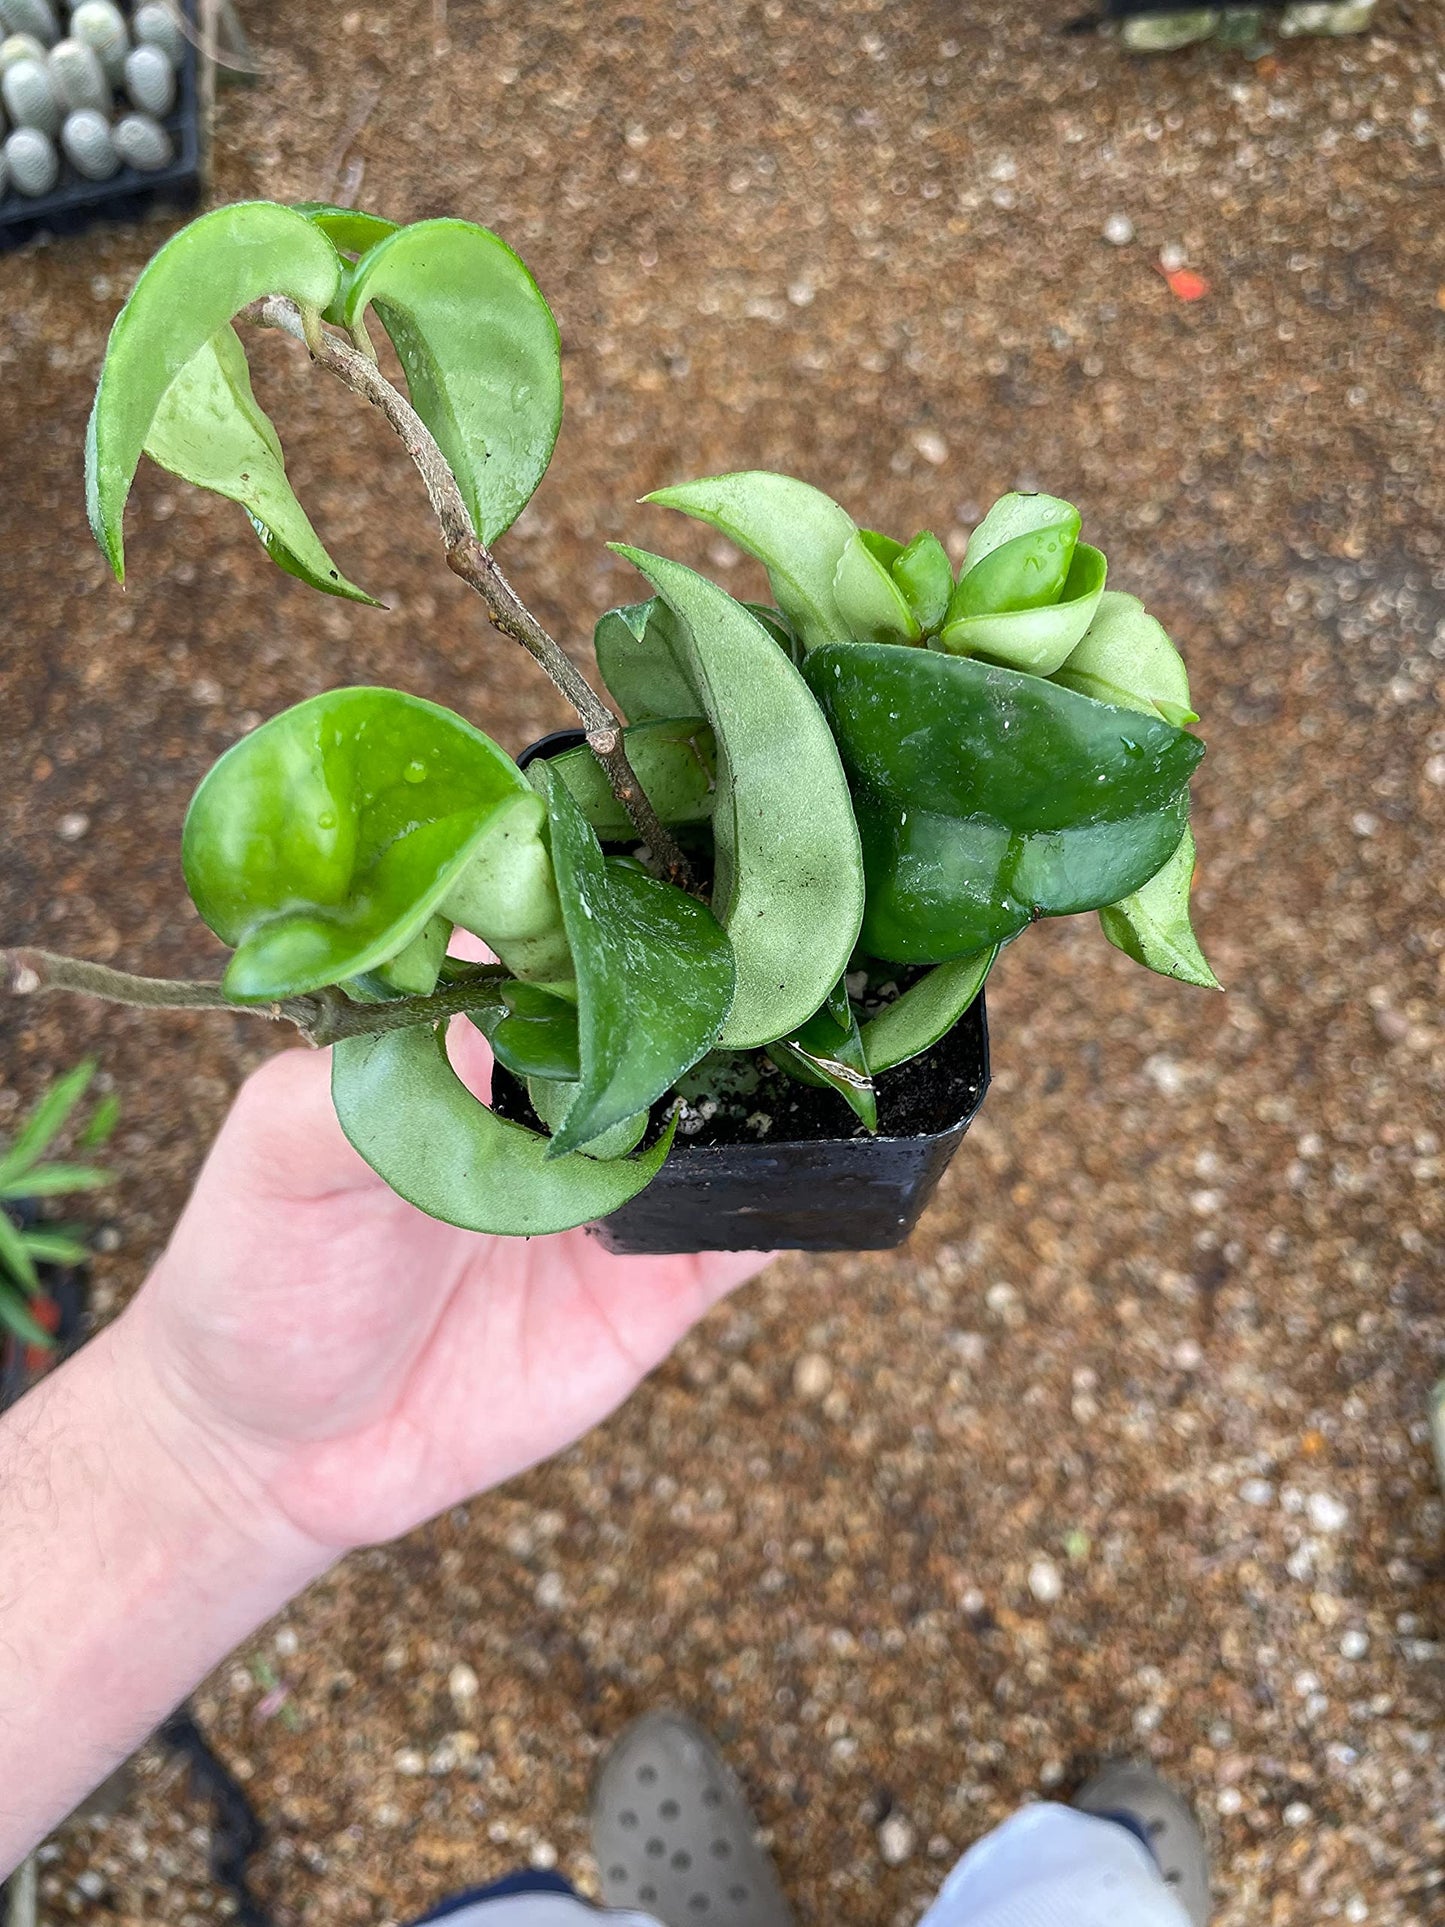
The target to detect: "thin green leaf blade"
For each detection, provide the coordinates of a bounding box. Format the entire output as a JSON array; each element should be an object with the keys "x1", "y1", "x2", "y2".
[
  {"x1": 0, "y1": 1287, "x2": 52, "y2": 1348},
  {"x1": 76, "y1": 1090, "x2": 120, "y2": 1151},
  {"x1": 15, "y1": 1229, "x2": 91, "y2": 1266},
  {"x1": 331, "y1": 1025, "x2": 675, "y2": 1235},
  {"x1": 145, "y1": 325, "x2": 377, "y2": 604},
  {"x1": 0, "y1": 1059, "x2": 96, "y2": 1186},
  {"x1": 182, "y1": 688, "x2": 538, "y2": 1001},
  {"x1": 644, "y1": 471, "x2": 859, "y2": 651},
  {"x1": 87, "y1": 201, "x2": 342, "y2": 581},
  {"x1": 1, "y1": 1163, "x2": 113, "y2": 1199},
  {"x1": 769, "y1": 995, "x2": 878, "y2": 1132},
  {"x1": 1098, "y1": 826, "x2": 1220, "y2": 989},
  {"x1": 613, "y1": 547, "x2": 866, "y2": 1047},
  {"x1": 0, "y1": 1209, "x2": 40, "y2": 1294},
  {"x1": 344, "y1": 219, "x2": 562, "y2": 544},
  {"x1": 539, "y1": 765, "x2": 735, "y2": 1155}
]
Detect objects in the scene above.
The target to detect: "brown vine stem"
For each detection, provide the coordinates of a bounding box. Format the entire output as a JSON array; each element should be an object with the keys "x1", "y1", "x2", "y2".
[
  {"x1": 1, "y1": 949, "x2": 514, "y2": 1052},
  {"x1": 245, "y1": 297, "x2": 697, "y2": 892}
]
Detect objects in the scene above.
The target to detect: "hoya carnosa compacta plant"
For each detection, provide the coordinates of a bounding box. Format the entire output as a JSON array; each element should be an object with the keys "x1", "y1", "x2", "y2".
[{"x1": 6, "y1": 200, "x2": 1217, "y2": 1238}]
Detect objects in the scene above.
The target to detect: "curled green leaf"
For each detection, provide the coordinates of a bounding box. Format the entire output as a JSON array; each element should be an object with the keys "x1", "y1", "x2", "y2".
[
  {"x1": 527, "y1": 1076, "x2": 649, "y2": 1159},
  {"x1": 1098, "y1": 826, "x2": 1219, "y2": 989},
  {"x1": 292, "y1": 202, "x2": 400, "y2": 325},
  {"x1": 144, "y1": 325, "x2": 377, "y2": 604},
  {"x1": 644, "y1": 471, "x2": 858, "y2": 651},
  {"x1": 833, "y1": 530, "x2": 921, "y2": 645},
  {"x1": 892, "y1": 531, "x2": 954, "y2": 636},
  {"x1": 1052, "y1": 590, "x2": 1198, "y2": 728},
  {"x1": 612, "y1": 547, "x2": 865, "y2": 1047},
  {"x1": 183, "y1": 687, "x2": 537, "y2": 1001},
  {"x1": 939, "y1": 493, "x2": 1106, "y2": 674},
  {"x1": 331, "y1": 1024, "x2": 675, "y2": 1235},
  {"x1": 344, "y1": 218, "x2": 562, "y2": 544},
  {"x1": 87, "y1": 200, "x2": 343, "y2": 581}
]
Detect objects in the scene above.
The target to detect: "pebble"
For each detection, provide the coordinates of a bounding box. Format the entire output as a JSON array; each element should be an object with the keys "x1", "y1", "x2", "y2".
[
  {"x1": 57, "y1": 809, "x2": 89, "y2": 840},
  {"x1": 1028, "y1": 1557, "x2": 1063, "y2": 1605},
  {"x1": 392, "y1": 1748, "x2": 425, "y2": 1777},
  {"x1": 792, "y1": 1351, "x2": 832, "y2": 1401},
  {"x1": 448, "y1": 1661, "x2": 481, "y2": 1710},
  {"x1": 913, "y1": 429, "x2": 948, "y2": 467},
  {"x1": 1340, "y1": 1629, "x2": 1370, "y2": 1660},
  {"x1": 1307, "y1": 1491, "x2": 1349, "y2": 1534},
  {"x1": 1158, "y1": 241, "x2": 1188, "y2": 273},
  {"x1": 878, "y1": 1813, "x2": 916, "y2": 1865},
  {"x1": 1103, "y1": 212, "x2": 1135, "y2": 246},
  {"x1": 535, "y1": 1571, "x2": 566, "y2": 1610}
]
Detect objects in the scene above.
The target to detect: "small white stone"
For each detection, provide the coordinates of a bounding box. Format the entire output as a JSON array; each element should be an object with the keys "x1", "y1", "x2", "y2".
[
  {"x1": 913, "y1": 429, "x2": 949, "y2": 466},
  {"x1": 535, "y1": 1571, "x2": 566, "y2": 1610},
  {"x1": 1172, "y1": 1339, "x2": 1203, "y2": 1370},
  {"x1": 530, "y1": 1841, "x2": 559, "y2": 1870},
  {"x1": 787, "y1": 277, "x2": 815, "y2": 307},
  {"x1": 1216, "y1": 1786, "x2": 1243, "y2": 1816},
  {"x1": 393, "y1": 1747, "x2": 425, "y2": 1776},
  {"x1": 57, "y1": 810, "x2": 90, "y2": 840},
  {"x1": 1307, "y1": 1491, "x2": 1349, "y2": 1534},
  {"x1": 878, "y1": 1813, "x2": 916, "y2": 1865},
  {"x1": 1240, "y1": 1477, "x2": 1275, "y2": 1507},
  {"x1": 273, "y1": 1625, "x2": 299, "y2": 1658},
  {"x1": 1028, "y1": 1557, "x2": 1063, "y2": 1605},
  {"x1": 1340, "y1": 1629, "x2": 1369, "y2": 1660},
  {"x1": 1283, "y1": 1801, "x2": 1313, "y2": 1826},
  {"x1": 449, "y1": 1661, "x2": 480, "y2": 1709},
  {"x1": 1158, "y1": 241, "x2": 1188, "y2": 272},
  {"x1": 793, "y1": 1351, "x2": 833, "y2": 1401},
  {"x1": 1350, "y1": 810, "x2": 1378, "y2": 837},
  {"x1": 1423, "y1": 753, "x2": 1445, "y2": 788},
  {"x1": 76, "y1": 1871, "x2": 106, "y2": 1900},
  {"x1": 1103, "y1": 213, "x2": 1135, "y2": 246}
]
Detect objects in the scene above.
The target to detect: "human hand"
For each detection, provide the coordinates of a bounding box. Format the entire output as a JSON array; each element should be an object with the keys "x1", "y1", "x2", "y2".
[{"x1": 117, "y1": 1023, "x2": 771, "y2": 1558}]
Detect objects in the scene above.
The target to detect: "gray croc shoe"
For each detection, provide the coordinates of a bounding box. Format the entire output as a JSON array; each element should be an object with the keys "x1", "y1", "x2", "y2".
[
  {"x1": 591, "y1": 1712, "x2": 792, "y2": 1927},
  {"x1": 1075, "y1": 1759, "x2": 1211, "y2": 1926}
]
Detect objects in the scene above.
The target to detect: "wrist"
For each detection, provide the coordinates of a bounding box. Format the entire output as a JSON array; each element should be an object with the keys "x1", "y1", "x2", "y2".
[{"x1": 83, "y1": 1310, "x2": 334, "y2": 1599}]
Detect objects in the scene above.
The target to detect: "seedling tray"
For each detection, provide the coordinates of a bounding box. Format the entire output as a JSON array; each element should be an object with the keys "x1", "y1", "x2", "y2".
[{"x1": 0, "y1": 1, "x2": 201, "y2": 253}]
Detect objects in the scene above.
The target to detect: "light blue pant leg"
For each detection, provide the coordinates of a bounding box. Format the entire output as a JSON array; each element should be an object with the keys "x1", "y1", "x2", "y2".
[{"x1": 917, "y1": 1804, "x2": 1194, "y2": 1927}]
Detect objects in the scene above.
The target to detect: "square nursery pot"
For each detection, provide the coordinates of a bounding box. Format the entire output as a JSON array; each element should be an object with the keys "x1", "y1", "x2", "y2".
[{"x1": 508, "y1": 731, "x2": 991, "y2": 1255}]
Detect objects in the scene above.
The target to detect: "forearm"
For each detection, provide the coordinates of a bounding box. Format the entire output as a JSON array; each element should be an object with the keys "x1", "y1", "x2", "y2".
[{"x1": 0, "y1": 1315, "x2": 330, "y2": 1875}]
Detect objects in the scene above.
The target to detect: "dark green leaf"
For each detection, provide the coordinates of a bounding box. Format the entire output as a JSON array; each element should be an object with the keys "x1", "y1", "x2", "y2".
[
  {"x1": 612, "y1": 547, "x2": 866, "y2": 1047},
  {"x1": 0, "y1": 1058, "x2": 96, "y2": 1188},
  {"x1": 539, "y1": 764, "x2": 735, "y2": 1155},
  {"x1": 543, "y1": 718, "x2": 716, "y2": 839},
  {"x1": 87, "y1": 201, "x2": 342, "y2": 581},
  {"x1": 144, "y1": 325, "x2": 377, "y2": 604},
  {"x1": 1099, "y1": 827, "x2": 1220, "y2": 989},
  {"x1": 644, "y1": 471, "x2": 858, "y2": 650},
  {"x1": 593, "y1": 599, "x2": 699, "y2": 722},
  {"x1": 183, "y1": 687, "x2": 540, "y2": 1001},
  {"x1": 859, "y1": 948, "x2": 997, "y2": 1074},
  {"x1": 344, "y1": 218, "x2": 562, "y2": 544},
  {"x1": 805, "y1": 642, "x2": 1204, "y2": 961},
  {"x1": 472, "y1": 981, "x2": 581, "y2": 1082},
  {"x1": 331, "y1": 1024, "x2": 674, "y2": 1234}
]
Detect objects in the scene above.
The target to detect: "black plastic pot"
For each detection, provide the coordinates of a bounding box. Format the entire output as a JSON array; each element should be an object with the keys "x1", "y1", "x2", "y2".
[
  {"x1": 0, "y1": 2, "x2": 201, "y2": 254},
  {"x1": 509, "y1": 729, "x2": 991, "y2": 1254}
]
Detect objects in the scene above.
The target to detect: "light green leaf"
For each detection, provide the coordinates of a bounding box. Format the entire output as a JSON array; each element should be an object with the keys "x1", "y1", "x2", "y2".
[
  {"x1": 892, "y1": 531, "x2": 954, "y2": 635},
  {"x1": 593, "y1": 599, "x2": 699, "y2": 722},
  {"x1": 1052, "y1": 590, "x2": 1198, "y2": 726},
  {"x1": 859, "y1": 948, "x2": 997, "y2": 1074},
  {"x1": 526, "y1": 1077, "x2": 649, "y2": 1160},
  {"x1": 16, "y1": 1229, "x2": 91, "y2": 1267},
  {"x1": 331, "y1": 1024, "x2": 675, "y2": 1234},
  {"x1": 344, "y1": 218, "x2": 562, "y2": 544},
  {"x1": 833, "y1": 530, "x2": 921, "y2": 645},
  {"x1": 0, "y1": 1163, "x2": 113, "y2": 1201},
  {"x1": 939, "y1": 544, "x2": 1107, "y2": 674},
  {"x1": 87, "y1": 201, "x2": 343, "y2": 581},
  {"x1": 612, "y1": 547, "x2": 865, "y2": 1048},
  {"x1": 539, "y1": 764, "x2": 735, "y2": 1155},
  {"x1": 76, "y1": 1090, "x2": 120, "y2": 1151},
  {"x1": 145, "y1": 325, "x2": 377, "y2": 604},
  {"x1": 292, "y1": 202, "x2": 401, "y2": 325},
  {"x1": 1098, "y1": 827, "x2": 1220, "y2": 989},
  {"x1": 0, "y1": 1059, "x2": 96, "y2": 1188},
  {"x1": 644, "y1": 471, "x2": 858, "y2": 651},
  {"x1": 952, "y1": 493, "x2": 1081, "y2": 613},
  {"x1": 543, "y1": 717, "x2": 716, "y2": 839}
]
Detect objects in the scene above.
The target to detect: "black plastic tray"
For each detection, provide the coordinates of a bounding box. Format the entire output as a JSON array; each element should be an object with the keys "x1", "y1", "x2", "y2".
[{"x1": 0, "y1": 0, "x2": 201, "y2": 252}]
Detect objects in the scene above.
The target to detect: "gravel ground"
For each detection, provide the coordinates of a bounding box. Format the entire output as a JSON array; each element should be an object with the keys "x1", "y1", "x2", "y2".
[{"x1": 2, "y1": 2, "x2": 1443, "y2": 1923}]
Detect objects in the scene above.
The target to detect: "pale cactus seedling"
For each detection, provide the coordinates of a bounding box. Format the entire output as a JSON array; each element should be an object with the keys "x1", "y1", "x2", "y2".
[
  {"x1": 4, "y1": 121, "x2": 57, "y2": 192},
  {"x1": 60, "y1": 102, "x2": 115, "y2": 177}
]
